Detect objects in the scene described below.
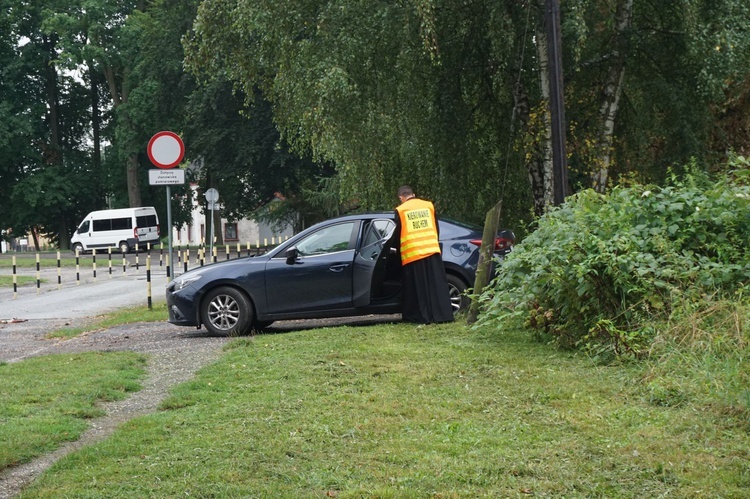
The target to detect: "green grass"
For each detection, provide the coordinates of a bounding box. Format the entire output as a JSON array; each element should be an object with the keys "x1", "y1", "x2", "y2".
[
  {"x1": 17, "y1": 322, "x2": 750, "y2": 498},
  {"x1": 0, "y1": 352, "x2": 147, "y2": 470},
  {"x1": 46, "y1": 305, "x2": 169, "y2": 339},
  {"x1": 0, "y1": 275, "x2": 39, "y2": 287}
]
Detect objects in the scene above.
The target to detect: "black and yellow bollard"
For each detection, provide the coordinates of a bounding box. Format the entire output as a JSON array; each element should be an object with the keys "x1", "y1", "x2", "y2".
[
  {"x1": 146, "y1": 253, "x2": 152, "y2": 310},
  {"x1": 12, "y1": 256, "x2": 17, "y2": 299},
  {"x1": 75, "y1": 248, "x2": 80, "y2": 285}
]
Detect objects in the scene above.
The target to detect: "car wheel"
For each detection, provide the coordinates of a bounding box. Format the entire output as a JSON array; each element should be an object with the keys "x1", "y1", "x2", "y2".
[
  {"x1": 119, "y1": 241, "x2": 130, "y2": 254},
  {"x1": 201, "y1": 286, "x2": 253, "y2": 336},
  {"x1": 446, "y1": 274, "x2": 469, "y2": 314},
  {"x1": 72, "y1": 243, "x2": 84, "y2": 255}
]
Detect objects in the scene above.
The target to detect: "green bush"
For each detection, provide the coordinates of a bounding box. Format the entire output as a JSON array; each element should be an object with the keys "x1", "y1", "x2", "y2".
[{"x1": 477, "y1": 163, "x2": 750, "y2": 360}]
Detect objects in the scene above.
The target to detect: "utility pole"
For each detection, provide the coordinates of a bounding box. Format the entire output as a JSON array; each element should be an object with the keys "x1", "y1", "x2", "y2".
[{"x1": 546, "y1": 0, "x2": 568, "y2": 205}]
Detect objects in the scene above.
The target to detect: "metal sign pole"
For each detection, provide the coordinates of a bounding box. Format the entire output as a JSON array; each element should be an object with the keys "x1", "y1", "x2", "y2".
[
  {"x1": 209, "y1": 206, "x2": 214, "y2": 264},
  {"x1": 204, "y1": 188, "x2": 219, "y2": 264},
  {"x1": 167, "y1": 185, "x2": 173, "y2": 278}
]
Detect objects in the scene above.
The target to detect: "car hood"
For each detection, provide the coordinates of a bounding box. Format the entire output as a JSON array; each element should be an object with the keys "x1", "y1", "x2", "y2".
[{"x1": 168, "y1": 255, "x2": 267, "y2": 285}]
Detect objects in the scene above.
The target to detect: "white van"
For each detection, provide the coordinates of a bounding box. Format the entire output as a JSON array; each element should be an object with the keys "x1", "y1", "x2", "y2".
[{"x1": 70, "y1": 207, "x2": 160, "y2": 254}]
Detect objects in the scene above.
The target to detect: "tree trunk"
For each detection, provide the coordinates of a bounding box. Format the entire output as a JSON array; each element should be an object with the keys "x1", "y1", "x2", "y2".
[
  {"x1": 466, "y1": 200, "x2": 502, "y2": 325},
  {"x1": 101, "y1": 58, "x2": 142, "y2": 207},
  {"x1": 127, "y1": 153, "x2": 142, "y2": 207},
  {"x1": 91, "y1": 68, "x2": 102, "y2": 170},
  {"x1": 212, "y1": 209, "x2": 224, "y2": 246},
  {"x1": 31, "y1": 227, "x2": 41, "y2": 252},
  {"x1": 58, "y1": 216, "x2": 69, "y2": 250},
  {"x1": 518, "y1": 26, "x2": 555, "y2": 217},
  {"x1": 43, "y1": 34, "x2": 61, "y2": 165},
  {"x1": 515, "y1": 81, "x2": 548, "y2": 217},
  {"x1": 591, "y1": 0, "x2": 633, "y2": 192},
  {"x1": 536, "y1": 26, "x2": 555, "y2": 211}
]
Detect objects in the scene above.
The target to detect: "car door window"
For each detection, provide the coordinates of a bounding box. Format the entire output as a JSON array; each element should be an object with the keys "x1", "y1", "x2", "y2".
[
  {"x1": 296, "y1": 222, "x2": 355, "y2": 256},
  {"x1": 77, "y1": 221, "x2": 90, "y2": 234},
  {"x1": 361, "y1": 220, "x2": 395, "y2": 248}
]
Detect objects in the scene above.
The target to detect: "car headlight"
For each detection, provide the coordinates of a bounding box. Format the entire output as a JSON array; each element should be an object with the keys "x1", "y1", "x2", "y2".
[{"x1": 171, "y1": 275, "x2": 203, "y2": 291}]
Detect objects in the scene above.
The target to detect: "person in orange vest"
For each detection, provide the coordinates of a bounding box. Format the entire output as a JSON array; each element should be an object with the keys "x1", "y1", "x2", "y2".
[{"x1": 392, "y1": 185, "x2": 454, "y2": 324}]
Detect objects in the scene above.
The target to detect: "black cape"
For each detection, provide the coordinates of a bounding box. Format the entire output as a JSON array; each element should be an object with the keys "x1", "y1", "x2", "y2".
[
  {"x1": 401, "y1": 253, "x2": 455, "y2": 324},
  {"x1": 392, "y1": 206, "x2": 455, "y2": 324}
]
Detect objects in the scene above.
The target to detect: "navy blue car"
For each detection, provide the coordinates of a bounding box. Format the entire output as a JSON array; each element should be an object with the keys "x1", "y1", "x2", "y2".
[{"x1": 166, "y1": 212, "x2": 514, "y2": 335}]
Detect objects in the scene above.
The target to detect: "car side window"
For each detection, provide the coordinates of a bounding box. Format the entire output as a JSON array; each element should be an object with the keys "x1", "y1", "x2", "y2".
[
  {"x1": 296, "y1": 222, "x2": 355, "y2": 256},
  {"x1": 362, "y1": 220, "x2": 395, "y2": 247},
  {"x1": 77, "y1": 221, "x2": 90, "y2": 234}
]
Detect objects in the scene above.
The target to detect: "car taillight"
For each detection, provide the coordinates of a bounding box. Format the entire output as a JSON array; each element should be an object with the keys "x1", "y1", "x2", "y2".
[
  {"x1": 469, "y1": 235, "x2": 515, "y2": 252},
  {"x1": 134, "y1": 227, "x2": 139, "y2": 239},
  {"x1": 496, "y1": 236, "x2": 513, "y2": 251}
]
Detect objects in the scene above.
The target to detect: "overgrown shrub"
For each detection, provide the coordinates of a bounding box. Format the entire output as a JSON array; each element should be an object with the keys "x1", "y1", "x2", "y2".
[{"x1": 476, "y1": 163, "x2": 750, "y2": 360}]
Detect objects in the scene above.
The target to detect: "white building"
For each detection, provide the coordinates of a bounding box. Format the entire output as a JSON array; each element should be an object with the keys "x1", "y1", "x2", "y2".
[{"x1": 172, "y1": 184, "x2": 294, "y2": 249}]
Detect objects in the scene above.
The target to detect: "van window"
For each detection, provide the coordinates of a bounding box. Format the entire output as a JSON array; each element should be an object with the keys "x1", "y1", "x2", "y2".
[
  {"x1": 136, "y1": 215, "x2": 157, "y2": 227},
  {"x1": 92, "y1": 217, "x2": 132, "y2": 232},
  {"x1": 77, "y1": 220, "x2": 90, "y2": 234},
  {"x1": 111, "y1": 217, "x2": 133, "y2": 230}
]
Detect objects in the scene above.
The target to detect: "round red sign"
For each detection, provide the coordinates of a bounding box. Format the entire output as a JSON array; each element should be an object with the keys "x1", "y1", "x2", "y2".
[{"x1": 147, "y1": 131, "x2": 185, "y2": 169}]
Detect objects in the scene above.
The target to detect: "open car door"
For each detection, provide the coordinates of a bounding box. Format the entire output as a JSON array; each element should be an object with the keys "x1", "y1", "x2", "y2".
[{"x1": 352, "y1": 219, "x2": 398, "y2": 307}]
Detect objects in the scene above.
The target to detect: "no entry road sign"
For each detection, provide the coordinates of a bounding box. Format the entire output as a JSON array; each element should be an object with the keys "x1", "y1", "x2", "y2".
[{"x1": 147, "y1": 131, "x2": 185, "y2": 169}]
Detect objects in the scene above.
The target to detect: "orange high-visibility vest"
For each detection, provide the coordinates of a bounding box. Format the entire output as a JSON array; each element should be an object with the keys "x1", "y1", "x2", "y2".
[{"x1": 396, "y1": 198, "x2": 441, "y2": 265}]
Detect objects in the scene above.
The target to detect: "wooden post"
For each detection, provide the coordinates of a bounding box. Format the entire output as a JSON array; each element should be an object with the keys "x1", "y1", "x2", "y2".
[{"x1": 467, "y1": 200, "x2": 503, "y2": 324}]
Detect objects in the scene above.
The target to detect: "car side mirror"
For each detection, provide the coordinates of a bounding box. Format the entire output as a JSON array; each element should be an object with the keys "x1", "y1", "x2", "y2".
[{"x1": 285, "y1": 247, "x2": 299, "y2": 265}]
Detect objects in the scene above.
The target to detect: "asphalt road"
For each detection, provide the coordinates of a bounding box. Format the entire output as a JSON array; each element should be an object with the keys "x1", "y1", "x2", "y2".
[
  {"x1": 0, "y1": 253, "x2": 402, "y2": 330},
  {"x1": 0, "y1": 257, "x2": 171, "y2": 322}
]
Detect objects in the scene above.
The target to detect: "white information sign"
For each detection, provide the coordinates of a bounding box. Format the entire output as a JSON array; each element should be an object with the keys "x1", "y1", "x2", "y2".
[{"x1": 149, "y1": 169, "x2": 185, "y2": 185}]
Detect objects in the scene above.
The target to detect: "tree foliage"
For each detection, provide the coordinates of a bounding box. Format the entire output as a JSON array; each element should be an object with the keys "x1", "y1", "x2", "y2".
[
  {"x1": 186, "y1": 0, "x2": 529, "y2": 226},
  {"x1": 187, "y1": 0, "x2": 750, "y2": 226},
  {"x1": 4, "y1": 0, "x2": 750, "y2": 249},
  {"x1": 0, "y1": 0, "x2": 105, "y2": 249}
]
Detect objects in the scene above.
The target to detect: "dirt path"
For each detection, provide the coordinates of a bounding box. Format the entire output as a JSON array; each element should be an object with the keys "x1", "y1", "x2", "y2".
[{"x1": 0, "y1": 319, "x2": 230, "y2": 498}]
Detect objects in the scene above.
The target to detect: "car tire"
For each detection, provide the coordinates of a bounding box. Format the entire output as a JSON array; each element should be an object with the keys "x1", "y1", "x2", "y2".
[
  {"x1": 446, "y1": 274, "x2": 470, "y2": 314},
  {"x1": 72, "y1": 243, "x2": 84, "y2": 255},
  {"x1": 201, "y1": 286, "x2": 253, "y2": 336},
  {"x1": 119, "y1": 241, "x2": 130, "y2": 254}
]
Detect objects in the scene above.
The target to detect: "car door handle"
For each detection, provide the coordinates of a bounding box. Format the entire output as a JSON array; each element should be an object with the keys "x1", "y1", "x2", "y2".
[{"x1": 329, "y1": 264, "x2": 350, "y2": 272}]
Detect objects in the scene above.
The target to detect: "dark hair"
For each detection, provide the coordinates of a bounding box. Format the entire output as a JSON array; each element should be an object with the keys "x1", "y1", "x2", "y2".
[{"x1": 397, "y1": 185, "x2": 414, "y2": 197}]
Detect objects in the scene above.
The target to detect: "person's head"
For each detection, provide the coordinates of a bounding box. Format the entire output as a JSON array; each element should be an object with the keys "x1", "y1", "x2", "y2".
[{"x1": 397, "y1": 185, "x2": 415, "y2": 203}]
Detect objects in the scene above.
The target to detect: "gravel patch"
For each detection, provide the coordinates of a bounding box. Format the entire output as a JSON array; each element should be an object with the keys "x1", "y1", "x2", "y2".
[{"x1": 0, "y1": 308, "x2": 401, "y2": 498}]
